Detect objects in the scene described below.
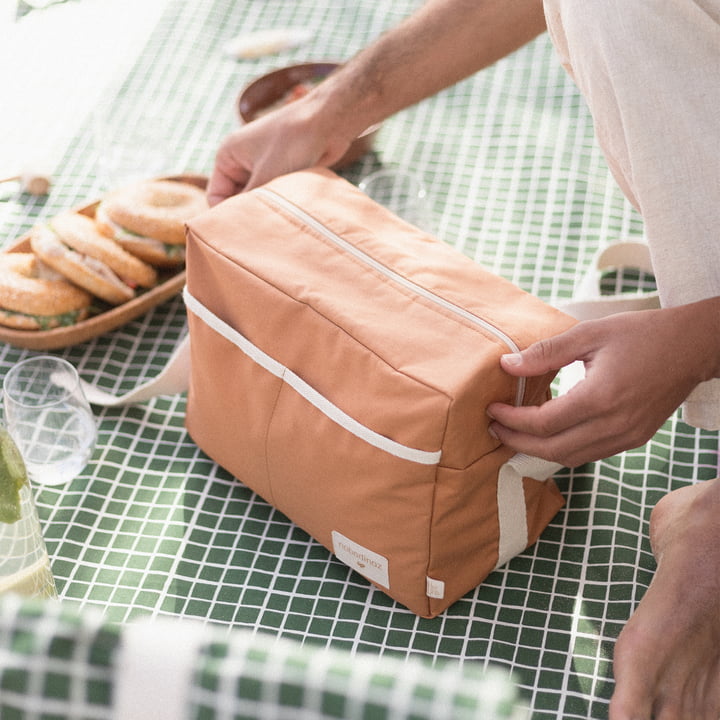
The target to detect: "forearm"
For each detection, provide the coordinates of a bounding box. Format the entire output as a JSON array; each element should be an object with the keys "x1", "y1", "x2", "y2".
[
  {"x1": 208, "y1": 0, "x2": 546, "y2": 201},
  {"x1": 674, "y1": 296, "x2": 720, "y2": 384},
  {"x1": 311, "y1": 0, "x2": 546, "y2": 143}
]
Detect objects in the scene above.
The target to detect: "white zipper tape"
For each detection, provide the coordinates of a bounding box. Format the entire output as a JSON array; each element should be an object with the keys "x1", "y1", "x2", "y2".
[
  {"x1": 183, "y1": 287, "x2": 442, "y2": 466},
  {"x1": 257, "y1": 187, "x2": 525, "y2": 407}
]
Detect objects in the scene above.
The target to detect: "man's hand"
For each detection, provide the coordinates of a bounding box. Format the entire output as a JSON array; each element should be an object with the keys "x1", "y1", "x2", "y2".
[
  {"x1": 206, "y1": 98, "x2": 353, "y2": 206},
  {"x1": 487, "y1": 301, "x2": 720, "y2": 467}
]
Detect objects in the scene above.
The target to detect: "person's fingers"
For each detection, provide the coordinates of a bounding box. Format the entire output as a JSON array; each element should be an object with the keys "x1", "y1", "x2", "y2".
[
  {"x1": 488, "y1": 381, "x2": 598, "y2": 438},
  {"x1": 207, "y1": 166, "x2": 246, "y2": 206},
  {"x1": 487, "y1": 373, "x2": 642, "y2": 466},
  {"x1": 207, "y1": 135, "x2": 253, "y2": 205},
  {"x1": 242, "y1": 166, "x2": 275, "y2": 193},
  {"x1": 488, "y1": 410, "x2": 635, "y2": 467},
  {"x1": 488, "y1": 378, "x2": 665, "y2": 466},
  {"x1": 500, "y1": 327, "x2": 587, "y2": 378}
]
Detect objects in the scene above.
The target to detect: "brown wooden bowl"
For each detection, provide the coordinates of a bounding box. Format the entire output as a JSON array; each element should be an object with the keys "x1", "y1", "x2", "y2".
[
  {"x1": 0, "y1": 174, "x2": 207, "y2": 350},
  {"x1": 237, "y1": 62, "x2": 380, "y2": 168}
]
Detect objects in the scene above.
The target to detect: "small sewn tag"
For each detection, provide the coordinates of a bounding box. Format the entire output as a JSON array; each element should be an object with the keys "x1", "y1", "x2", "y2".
[
  {"x1": 332, "y1": 531, "x2": 390, "y2": 589},
  {"x1": 426, "y1": 577, "x2": 445, "y2": 600}
]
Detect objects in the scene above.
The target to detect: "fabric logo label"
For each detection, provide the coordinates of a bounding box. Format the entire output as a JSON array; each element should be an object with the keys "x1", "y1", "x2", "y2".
[{"x1": 332, "y1": 531, "x2": 390, "y2": 589}]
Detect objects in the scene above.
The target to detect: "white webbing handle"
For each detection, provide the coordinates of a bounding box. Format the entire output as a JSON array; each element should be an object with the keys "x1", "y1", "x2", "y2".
[
  {"x1": 557, "y1": 240, "x2": 658, "y2": 320},
  {"x1": 554, "y1": 240, "x2": 658, "y2": 394},
  {"x1": 79, "y1": 333, "x2": 191, "y2": 407}
]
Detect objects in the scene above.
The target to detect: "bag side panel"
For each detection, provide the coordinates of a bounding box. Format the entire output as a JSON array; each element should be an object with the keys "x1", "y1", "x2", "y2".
[
  {"x1": 426, "y1": 450, "x2": 564, "y2": 617},
  {"x1": 426, "y1": 449, "x2": 512, "y2": 616},
  {"x1": 523, "y1": 475, "x2": 564, "y2": 549}
]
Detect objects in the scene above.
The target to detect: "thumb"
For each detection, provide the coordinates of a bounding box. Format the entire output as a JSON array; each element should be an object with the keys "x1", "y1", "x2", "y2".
[{"x1": 500, "y1": 331, "x2": 583, "y2": 377}]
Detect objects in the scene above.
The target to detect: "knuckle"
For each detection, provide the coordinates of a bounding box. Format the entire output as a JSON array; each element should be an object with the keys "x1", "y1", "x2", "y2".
[
  {"x1": 543, "y1": 445, "x2": 575, "y2": 467},
  {"x1": 527, "y1": 338, "x2": 554, "y2": 365},
  {"x1": 526, "y1": 405, "x2": 560, "y2": 438},
  {"x1": 534, "y1": 414, "x2": 557, "y2": 438}
]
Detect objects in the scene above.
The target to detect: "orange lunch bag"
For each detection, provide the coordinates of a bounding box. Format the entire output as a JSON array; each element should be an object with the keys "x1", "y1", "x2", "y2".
[{"x1": 178, "y1": 167, "x2": 576, "y2": 618}]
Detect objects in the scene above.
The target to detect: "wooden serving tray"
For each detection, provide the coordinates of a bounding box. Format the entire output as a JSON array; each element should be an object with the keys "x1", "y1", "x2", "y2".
[{"x1": 0, "y1": 174, "x2": 207, "y2": 351}]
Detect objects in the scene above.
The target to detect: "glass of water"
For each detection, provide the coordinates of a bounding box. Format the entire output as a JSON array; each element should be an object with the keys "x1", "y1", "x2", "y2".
[{"x1": 2, "y1": 356, "x2": 97, "y2": 487}]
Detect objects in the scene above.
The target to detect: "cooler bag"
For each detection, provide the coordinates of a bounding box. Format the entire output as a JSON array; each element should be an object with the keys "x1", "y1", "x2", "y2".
[{"x1": 179, "y1": 167, "x2": 577, "y2": 618}]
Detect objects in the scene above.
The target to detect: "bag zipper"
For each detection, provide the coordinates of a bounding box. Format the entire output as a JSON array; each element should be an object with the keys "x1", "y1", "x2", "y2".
[{"x1": 256, "y1": 187, "x2": 525, "y2": 406}]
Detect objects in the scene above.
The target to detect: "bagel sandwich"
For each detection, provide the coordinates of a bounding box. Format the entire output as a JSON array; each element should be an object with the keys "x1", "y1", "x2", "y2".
[
  {"x1": 0, "y1": 252, "x2": 92, "y2": 330},
  {"x1": 30, "y1": 212, "x2": 158, "y2": 305},
  {"x1": 95, "y1": 179, "x2": 208, "y2": 268}
]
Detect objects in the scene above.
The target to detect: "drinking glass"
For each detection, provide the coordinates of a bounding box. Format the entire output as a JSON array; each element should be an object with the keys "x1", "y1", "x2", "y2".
[
  {"x1": 0, "y1": 425, "x2": 57, "y2": 598},
  {"x1": 92, "y1": 98, "x2": 172, "y2": 189},
  {"x1": 358, "y1": 169, "x2": 431, "y2": 230},
  {"x1": 3, "y1": 356, "x2": 97, "y2": 487}
]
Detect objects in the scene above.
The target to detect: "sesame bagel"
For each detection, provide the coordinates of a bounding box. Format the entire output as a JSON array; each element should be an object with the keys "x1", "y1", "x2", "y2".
[
  {"x1": 51, "y1": 212, "x2": 157, "y2": 289},
  {"x1": 30, "y1": 212, "x2": 157, "y2": 305},
  {"x1": 0, "y1": 252, "x2": 92, "y2": 330},
  {"x1": 95, "y1": 203, "x2": 186, "y2": 268},
  {"x1": 95, "y1": 179, "x2": 207, "y2": 263}
]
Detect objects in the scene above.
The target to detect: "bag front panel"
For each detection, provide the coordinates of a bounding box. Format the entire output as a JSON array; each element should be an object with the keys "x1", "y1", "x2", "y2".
[
  {"x1": 265, "y1": 379, "x2": 439, "y2": 616},
  {"x1": 185, "y1": 314, "x2": 281, "y2": 504},
  {"x1": 185, "y1": 235, "x2": 453, "y2": 456},
  {"x1": 183, "y1": 295, "x2": 444, "y2": 616}
]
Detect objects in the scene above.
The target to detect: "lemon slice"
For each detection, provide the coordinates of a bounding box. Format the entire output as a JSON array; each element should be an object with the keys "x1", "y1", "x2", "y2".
[{"x1": 0, "y1": 428, "x2": 28, "y2": 524}]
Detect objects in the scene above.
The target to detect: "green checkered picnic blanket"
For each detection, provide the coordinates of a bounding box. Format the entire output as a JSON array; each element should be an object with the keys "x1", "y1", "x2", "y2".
[
  {"x1": 2, "y1": 1, "x2": 717, "y2": 718},
  {"x1": 0, "y1": 595, "x2": 526, "y2": 719}
]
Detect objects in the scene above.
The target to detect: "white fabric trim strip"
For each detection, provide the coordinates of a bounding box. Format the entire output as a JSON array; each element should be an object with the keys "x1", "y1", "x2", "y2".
[
  {"x1": 183, "y1": 287, "x2": 442, "y2": 466},
  {"x1": 494, "y1": 453, "x2": 562, "y2": 568}
]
